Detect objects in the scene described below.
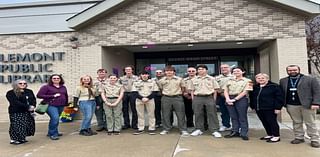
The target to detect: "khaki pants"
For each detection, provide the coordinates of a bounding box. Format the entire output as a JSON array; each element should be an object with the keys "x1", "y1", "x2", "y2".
[
  {"x1": 286, "y1": 105, "x2": 319, "y2": 141},
  {"x1": 136, "y1": 99, "x2": 156, "y2": 131},
  {"x1": 104, "y1": 99, "x2": 122, "y2": 132}
]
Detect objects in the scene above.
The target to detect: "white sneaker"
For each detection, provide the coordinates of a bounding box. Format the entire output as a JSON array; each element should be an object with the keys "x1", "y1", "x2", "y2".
[
  {"x1": 181, "y1": 131, "x2": 190, "y2": 137},
  {"x1": 212, "y1": 131, "x2": 222, "y2": 138},
  {"x1": 160, "y1": 130, "x2": 169, "y2": 135},
  {"x1": 219, "y1": 126, "x2": 232, "y2": 132},
  {"x1": 191, "y1": 129, "x2": 203, "y2": 136}
]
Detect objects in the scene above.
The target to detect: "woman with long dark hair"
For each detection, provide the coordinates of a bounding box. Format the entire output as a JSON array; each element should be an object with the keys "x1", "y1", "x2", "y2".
[
  {"x1": 6, "y1": 79, "x2": 36, "y2": 145},
  {"x1": 37, "y1": 74, "x2": 68, "y2": 140}
]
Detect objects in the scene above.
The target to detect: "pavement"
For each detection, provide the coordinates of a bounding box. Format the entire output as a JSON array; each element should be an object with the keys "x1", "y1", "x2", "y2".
[{"x1": 0, "y1": 111, "x2": 320, "y2": 157}]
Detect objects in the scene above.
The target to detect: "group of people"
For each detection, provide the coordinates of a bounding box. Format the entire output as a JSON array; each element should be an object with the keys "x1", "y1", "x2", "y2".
[{"x1": 5, "y1": 64, "x2": 320, "y2": 148}]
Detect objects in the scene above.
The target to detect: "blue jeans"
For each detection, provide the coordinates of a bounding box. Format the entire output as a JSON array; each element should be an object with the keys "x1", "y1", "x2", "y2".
[
  {"x1": 79, "y1": 100, "x2": 96, "y2": 130},
  {"x1": 47, "y1": 105, "x2": 64, "y2": 137}
]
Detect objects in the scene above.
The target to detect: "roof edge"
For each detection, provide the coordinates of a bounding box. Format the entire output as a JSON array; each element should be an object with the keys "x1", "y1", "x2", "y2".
[
  {"x1": 0, "y1": 0, "x2": 102, "y2": 9},
  {"x1": 259, "y1": 0, "x2": 320, "y2": 15}
]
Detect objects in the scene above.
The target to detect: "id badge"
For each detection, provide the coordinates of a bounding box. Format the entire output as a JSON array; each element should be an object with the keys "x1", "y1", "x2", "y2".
[{"x1": 289, "y1": 88, "x2": 297, "y2": 91}]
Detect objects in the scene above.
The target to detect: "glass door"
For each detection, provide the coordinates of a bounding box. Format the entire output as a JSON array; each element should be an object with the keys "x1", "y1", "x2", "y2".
[{"x1": 171, "y1": 64, "x2": 189, "y2": 78}]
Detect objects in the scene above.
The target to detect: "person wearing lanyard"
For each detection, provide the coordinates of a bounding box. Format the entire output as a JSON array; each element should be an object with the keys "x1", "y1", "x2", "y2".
[{"x1": 279, "y1": 65, "x2": 320, "y2": 148}]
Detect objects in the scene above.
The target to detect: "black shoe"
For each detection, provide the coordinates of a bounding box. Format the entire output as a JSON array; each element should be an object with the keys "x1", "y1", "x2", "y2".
[
  {"x1": 148, "y1": 130, "x2": 156, "y2": 135},
  {"x1": 88, "y1": 128, "x2": 97, "y2": 135},
  {"x1": 79, "y1": 130, "x2": 92, "y2": 136},
  {"x1": 58, "y1": 133, "x2": 63, "y2": 136},
  {"x1": 113, "y1": 131, "x2": 120, "y2": 135},
  {"x1": 20, "y1": 139, "x2": 28, "y2": 143},
  {"x1": 155, "y1": 124, "x2": 162, "y2": 128},
  {"x1": 133, "y1": 130, "x2": 144, "y2": 135},
  {"x1": 107, "y1": 131, "x2": 113, "y2": 135},
  {"x1": 260, "y1": 136, "x2": 272, "y2": 140},
  {"x1": 96, "y1": 127, "x2": 105, "y2": 132},
  {"x1": 241, "y1": 136, "x2": 249, "y2": 141},
  {"x1": 311, "y1": 141, "x2": 320, "y2": 148},
  {"x1": 224, "y1": 132, "x2": 240, "y2": 138},
  {"x1": 132, "y1": 126, "x2": 138, "y2": 130},
  {"x1": 10, "y1": 140, "x2": 23, "y2": 145},
  {"x1": 290, "y1": 139, "x2": 305, "y2": 144}
]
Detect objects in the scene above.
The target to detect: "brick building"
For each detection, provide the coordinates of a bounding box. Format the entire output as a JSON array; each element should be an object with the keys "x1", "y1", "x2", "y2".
[{"x1": 0, "y1": 0, "x2": 319, "y2": 110}]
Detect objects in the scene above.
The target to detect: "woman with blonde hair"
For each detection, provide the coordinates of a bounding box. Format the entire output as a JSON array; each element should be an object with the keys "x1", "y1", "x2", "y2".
[
  {"x1": 73, "y1": 75, "x2": 98, "y2": 136},
  {"x1": 6, "y1": 79, "x2": 36, "y2": 144},
  {"x1": 250, "y1": 73, "x2": 284, "y2": 142}
]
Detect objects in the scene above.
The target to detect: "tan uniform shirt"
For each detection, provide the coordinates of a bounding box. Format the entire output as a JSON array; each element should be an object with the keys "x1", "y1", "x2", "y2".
[
  {"x1": 183, "y1": 77, "x2": 196, "y2": 94},
  {"x1": 74, "y1": 86, "x2": 97, "y2": 101},
  {"x1": 215, "y1": 74, "x2": 234, "y2": 93},
  {"x1": 103, "y1": 82, "x2": 123, "y2": 97},
  {"x1": 93, "y1": 77, "x2": 108, "y2": 95},
  {"x1": 132, "y1": 79, "x2": 159, "y2": 97},
  {"x1": 224, "y1": 77, "x2": 253, "y2": 95},
  {"x1": 158, "y1": 76, "x2": 185, "y2": 96},
  {"x1": 119, "y1": 75, "x2": 139, "y2": 92},
  {"x1": 189, "y1": 75, "x2": 220, "y2": 95}
]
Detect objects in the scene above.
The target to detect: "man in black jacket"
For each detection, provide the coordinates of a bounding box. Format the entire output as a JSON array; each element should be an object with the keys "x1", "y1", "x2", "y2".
[{"x1": 279, "y1": 65, "x2": 320, "y2": 148}]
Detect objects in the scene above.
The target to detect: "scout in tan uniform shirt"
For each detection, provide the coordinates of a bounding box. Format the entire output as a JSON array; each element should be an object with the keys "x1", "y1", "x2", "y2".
[
  {"x1": 157, "y1": 65, "x2": 189, "y2": 136},
  {"x1": 223, "y1": 66, "x2": 253, "y2": 140},
  {"x1": 93, "y1": 68, "x2": 108, "y2": 132},
  {"x1": 119, "y1": 65, "x2": 139, "y2": 129},
  {"x1": 188, "y1": 64, "x2": 222, "y2": 138},
  {"x1": 215, "y1": 64, "x2": 233, "y2": 131},
  {"x1": 101, "y1": 75, "x2": 124, "y2": 135},
  {"x1": 132, "y1": 71, "x2": 159, "y2": 135}
]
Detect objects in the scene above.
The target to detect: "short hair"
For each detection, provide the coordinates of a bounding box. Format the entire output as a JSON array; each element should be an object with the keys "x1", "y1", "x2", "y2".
[
  {"x1": 232, "y1": 66, "x2": 245, "y2": 72},
  {"x1": 140, "y1": 71, "x2": 150, "y2": 75},
  {"x1": 164, "y1": 65, "x2": 175, "y2": 72},
  {"x1": 255, "y1": 73, "x2": 269, "y2": 80},
  {"x1": 286, "y1": 65, "x2": 300, "y2": 71},
  {"x1": 196, "y1": 64, "x2": 208, "y2": 70},
  {"x1": 97, "y1": 68, "x2": 107, "y2": 73},
  {"x1": 47, "y1": 74, "x2": 65, "y2": 85}
]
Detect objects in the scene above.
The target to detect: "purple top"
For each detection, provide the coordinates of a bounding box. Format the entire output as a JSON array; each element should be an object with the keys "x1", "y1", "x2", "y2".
[{"x1": 36, "y1": 84, "x2": 68, "y2": 106}]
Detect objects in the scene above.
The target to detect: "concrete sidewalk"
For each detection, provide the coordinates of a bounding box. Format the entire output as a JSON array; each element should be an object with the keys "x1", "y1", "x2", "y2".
[{"x1": 0, "y1": 113, "x2": 319, "y2": 157}]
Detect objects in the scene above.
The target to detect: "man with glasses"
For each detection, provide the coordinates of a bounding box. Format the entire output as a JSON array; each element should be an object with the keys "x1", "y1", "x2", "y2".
[
  {"x1": 183, "y1": 66, "x2": 196, "y2": 128},
  {"x1": 215, "y1": 64, "x2": 233, "y2": 131},
  {"x1": 279, "y1": 65, "x2": 320, "y2": 148},
  {"x1": 119, "y1": 65, "x2": 139, "y2": 130}
]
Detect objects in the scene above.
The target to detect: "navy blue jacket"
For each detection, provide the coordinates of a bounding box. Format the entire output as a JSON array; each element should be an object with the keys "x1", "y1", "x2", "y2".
[{"x1": 249, "y1": 81, "x2": 284, "y2": 111}]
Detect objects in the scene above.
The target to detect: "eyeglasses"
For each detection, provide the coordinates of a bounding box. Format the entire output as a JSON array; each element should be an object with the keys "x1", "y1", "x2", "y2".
[
  {"x1": 52, "y1": 77, "x2": 60, "y2": 80},
  {"x1": 18, "y1": 83, "x2": 27, "y2": 85},
  {"x1": 156, "y1": 72, "x2": 162, "y2": 74},
  {"x1": 187, "y1": 70, "x2": 196, "y2": 72}
]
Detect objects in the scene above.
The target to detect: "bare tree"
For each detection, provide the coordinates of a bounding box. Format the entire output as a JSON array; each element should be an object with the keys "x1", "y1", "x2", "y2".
[{"x1": 306, "y1": 15, "x2": 320, "y2": 75}]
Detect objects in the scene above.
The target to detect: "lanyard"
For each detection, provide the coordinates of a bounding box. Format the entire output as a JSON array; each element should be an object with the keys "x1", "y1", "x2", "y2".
[{"x1": 289, "y1": 76, "x2": 300, "y2": 88}]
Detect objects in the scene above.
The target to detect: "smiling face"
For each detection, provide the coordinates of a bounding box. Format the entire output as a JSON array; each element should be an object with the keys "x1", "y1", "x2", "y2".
[
  {"x1": 187, "y1": 67, "x2": 196, "y2": 77},
  {"x1": 17, "y1": 81, "x2": 27, "y2": 89},
  {"x1": 255, "y1": 74, "x2": 268, "y2": 85},
  {"x1": 51, "y1": 75, "x2": 61, "y2": 84},
  {"x1": 232, "y1": 68, "x2": 244, "y2": 77},
  {"x1": 287, "y1": 66, "x2": 300, "y2": 77},
  {"x1": 109, "y1": 75, "x2": 118, "y2": 84},
  {"x1": 220, "y1": 64, "x2": 231, "y2": 75},
  {"x1": 97, "y1": 70, "x2": 107, "y2": 79},
  {"x1": 81, "y1": 76, "x2": 92, "y2": 85},
  {"x1": 125, "y1": 67, "x2": 133, "y2": 75}
]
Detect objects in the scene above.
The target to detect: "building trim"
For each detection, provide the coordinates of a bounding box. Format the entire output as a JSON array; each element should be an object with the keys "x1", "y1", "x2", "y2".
[
  {"x1": 0, "y1": 0, "x2": 102, "y2": 9},
  {"x1": 67, "y1": 0, "x2": 320, "y2": 29}
]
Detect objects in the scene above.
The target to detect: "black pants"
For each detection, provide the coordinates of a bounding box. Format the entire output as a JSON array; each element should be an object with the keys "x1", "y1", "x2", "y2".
[
  {"x1": 256, "y1": 110, "x2": 280, "y2": 137},
  {"x1": 122, "y1": 92, "x2": 138, "y2": 128},
  {"x1": 183, "y1": 96, "x2": 194, "y2": 127},
  {"x1": 154, "y1": 95, "x2": 162, "y2": 125}
]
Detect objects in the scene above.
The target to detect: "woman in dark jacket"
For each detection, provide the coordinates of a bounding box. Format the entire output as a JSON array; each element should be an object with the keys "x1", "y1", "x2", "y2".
[
  {"x1": 6, "y1": 79, "x2": 36, "y2": 145},
  {"x1": 250, "y1": 73, "x2": 284, "y2": 143}
]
